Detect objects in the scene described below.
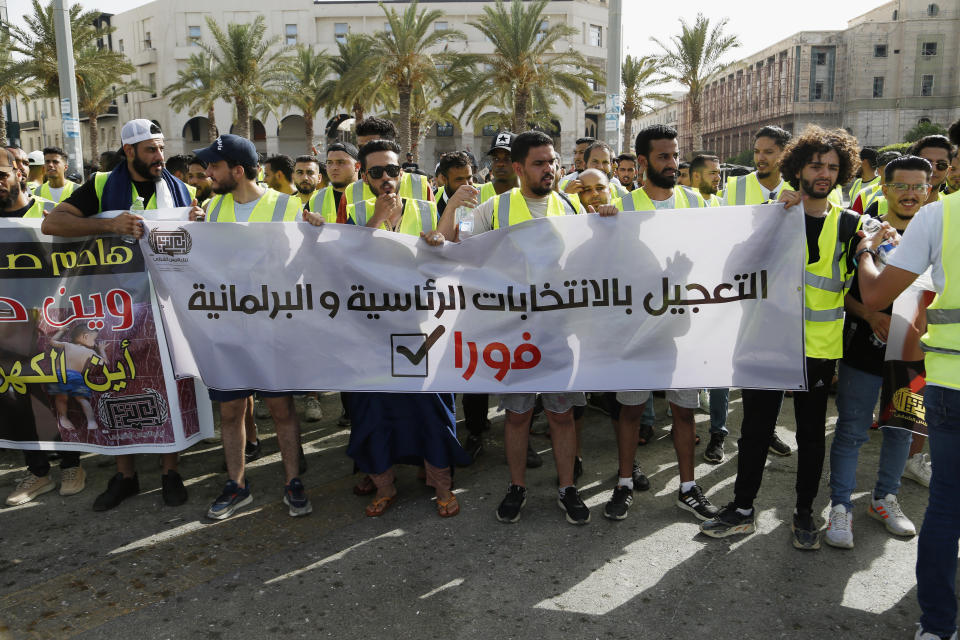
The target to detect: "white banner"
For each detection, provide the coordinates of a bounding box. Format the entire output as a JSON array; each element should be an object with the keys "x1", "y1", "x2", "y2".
[{"x1": 140, "y1": 204, "x2": 806, "y2": 393}]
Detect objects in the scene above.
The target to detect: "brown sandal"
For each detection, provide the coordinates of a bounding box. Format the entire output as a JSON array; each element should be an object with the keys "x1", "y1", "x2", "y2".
[
  {"x1": 353, "y1": 475, "x2": 376, "y2": 496},
  {"x1": 436, "y1": 494, "x2": 460, "y2": 518},
  {"x1": 365, "y1": 494, "x2": 397, "y2": 517}
]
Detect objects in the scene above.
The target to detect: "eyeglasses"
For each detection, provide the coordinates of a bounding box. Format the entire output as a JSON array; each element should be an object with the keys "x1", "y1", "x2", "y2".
[
  {"x1": 887, "y1": 182, "x2": 931, "y2": 192},
  {"x1": 365, "y1": 164, "x2": 401, "y2": 179},
  {"x1": 933, "y1": 161, "x2": 950, "y2": 171}
]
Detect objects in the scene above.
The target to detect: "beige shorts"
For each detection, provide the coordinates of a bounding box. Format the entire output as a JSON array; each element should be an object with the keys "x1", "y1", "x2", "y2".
[
  {"x1": 498, "y1": 392, "x2": 586, "y2": 415},
  {"x1": 615, "y1": 389, "x2": 700, "y2": 409}
]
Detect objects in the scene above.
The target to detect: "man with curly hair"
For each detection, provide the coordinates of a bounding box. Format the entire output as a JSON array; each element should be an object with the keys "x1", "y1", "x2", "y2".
[{"x1": 701, "y1": 125, "x2": 863, "y2": 550}]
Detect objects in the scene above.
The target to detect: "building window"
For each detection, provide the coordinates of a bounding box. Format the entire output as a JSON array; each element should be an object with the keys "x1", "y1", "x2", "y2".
[
  {"x1": 188, "y1": 25, "x2": 201, "y2": 46},
  {"x1": 123, "y1": 93, "x2": 128, "y2": 104},
  {"x1": 144, "y1": 31, "x2": 152, "y2": 49},
  {"x1": 919, "y1": 117, "x2": 931, "y2": 125},
  {"x1": 874, "y1": 44, "x2": 887, "y2": 57},
  {"x1": 872, "y1": 76, "x2": 884, "y2": 98},
  {"x1": 435, "y1": 21, "x2": 448, "y2": 31},
  {"x1": 383, "y1": 22, "x2": 392, "y2": 34},
  {"x1": 813, "y1": 81, "x2": 824, "y2": 100},
  {"x1": 921, "y1": 42, "x2": 937, "y2": 57},
  {"x1": 587, "y1": 77, "x2": 598, "y2": 91},
  {"x1": 815, "y1": 52, "x2": 827, "y2": 65},
  {"x1": 118, "y1": 38, "x2": 124, "y2": 52},
  {"x1": 921, "y1": 74, "x2": 934, "y2": 96},
  {"x1": 536, "y1": 19, "x2": 548, "y2": 42},
  {"x1": 893, "y1": 9, "x2": 898, "y2": 19},
  {"x1": 334, "y1": 23, "x2": 348, "y2": 44},
  {"x1": 436, "y1": 122, "x2": 454, "y2": 137},
  {"x1": 481, "y1": 124, "x2": 497, "y2": 137},
  {"x1": 148, "y1": 72, "x2": 156, "y2": 98},
  {"x1": 285, "y1": 24, "x2": 297, "y2": 45},
  {"x1": 927, "y1": 4, "x2": 939, "y2": 16},
  {"x1": 589, "y1": 24, "x2": 602, "y2": 47}
]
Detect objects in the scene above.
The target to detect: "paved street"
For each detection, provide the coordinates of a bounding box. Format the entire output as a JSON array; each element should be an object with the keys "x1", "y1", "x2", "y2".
[{"x1": 0, "y1": 391, "x2": 928, "y2": 639}]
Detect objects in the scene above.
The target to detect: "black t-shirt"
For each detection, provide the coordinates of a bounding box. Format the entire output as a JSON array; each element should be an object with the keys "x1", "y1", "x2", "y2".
[
  {"x1": 305, "y1": 187, "x2": 343, "y2": 213},
  {"x1": 63, "y1": 177, "x2": 158, "y2": 216},
  {"x1": 841, "y1": 214, "x2": 905, "y2": 376},
  {"x1": 1, "y1": 199, "x2": 36, "y2": 218},
  {"x1": 805, "y1": 215, "x2": 826, "y2": 264}
]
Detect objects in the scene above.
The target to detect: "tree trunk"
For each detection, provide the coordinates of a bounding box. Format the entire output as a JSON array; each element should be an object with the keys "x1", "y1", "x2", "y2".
[
  {"x1": 206, "y1": 105, "x2": 218, "y2": 141},
  {"x1": 690, "y1": 91, "x2": 703, "y2": 154},
  {"x1": 409, "y1": 119, "x2": 420, "y2": 163},
  {"x1": 235, "y1": 98, "x2": 251, "y2": 140},
  {"x1": 88, "y1": 112, "x2": 99, "y2": 172},
  {"x1": 513, "y1": 87, "x2": 530, "y2": 133},
  {"x1": 397, "y1": 84, "x2": 411, "y2": 155},
  {"x1": 0, "y1": 106, "x2": 7, "y2": 146},
  {"x1": 622, "y1": 105, "x2": 634, "y2": 154},
  {"x1": 353, "y1": 102, "x2": 363, "y2": 124},
  {"x1": 305, "y1": 113, "x2": 315, "y2": 154}
]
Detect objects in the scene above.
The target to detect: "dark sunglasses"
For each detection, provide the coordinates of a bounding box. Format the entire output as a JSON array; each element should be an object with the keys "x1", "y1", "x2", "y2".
[
  {"x1": 933, "y1": 161, "x2": 950, "y2": 171},
  {"x1": 366, "y1": 164, "x2": 401, "y2": 179}
]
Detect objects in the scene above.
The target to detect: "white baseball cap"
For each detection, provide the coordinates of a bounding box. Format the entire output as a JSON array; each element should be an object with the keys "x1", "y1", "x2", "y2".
[
  {"x1": 27, "y1": 150, "x2": 44, "y2": 165},
  {"x1": 121, "y1": 119, "x2": 164, "y2": 146}
]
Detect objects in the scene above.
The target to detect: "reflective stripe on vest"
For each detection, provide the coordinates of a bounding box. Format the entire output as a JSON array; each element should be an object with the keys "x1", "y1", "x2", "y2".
[
  {"x1": 22, "y1": 198, "x2": 55, "y2": 218},
  {"x1": 350, "y1": 198, "x2": 436, "y2": 235},
  {"x1": 207, "y1": 190, "x2": 296, "y2": 222},
  {"x1": 727, "y1": 173, "x2": 794, "y2": 206},
  {"x1": 346, "y1": 173, "x2": 428, "y2": 207},
  {"x1": 307, "y1": 187, "x2": 338, "y2": 223},
  {"x1": 492, "y1": 189, "x2": 566, "y2": 228},
  {"x1": 921, "y1": 194, "x2": 960, "y2": 386},
  {"x1": 35, "y1": 180, "x2": 76, "y2": 203},
  {"x1": 617, "y1": 186, "x2": 702, "y2": 212},
  {"x1": 94, "y1": 171, "x2": 158, "y2": 210}
]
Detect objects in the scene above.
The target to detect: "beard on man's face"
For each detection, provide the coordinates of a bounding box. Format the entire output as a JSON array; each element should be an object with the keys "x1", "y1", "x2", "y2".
[{"x1": 646, "y1": 168, "x2": 677, "y2": 189}]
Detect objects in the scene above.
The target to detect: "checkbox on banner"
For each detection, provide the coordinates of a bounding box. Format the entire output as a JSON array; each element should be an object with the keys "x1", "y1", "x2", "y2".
[{"x1": 391, "y1": 333, "x2": 429, "y2": 377}]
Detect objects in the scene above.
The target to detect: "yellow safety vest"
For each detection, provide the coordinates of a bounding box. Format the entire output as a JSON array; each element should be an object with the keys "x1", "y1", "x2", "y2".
[
  {"x1": 921, "y1": 192, "x2": 960, "y2": 389},
  {"x1": 850, "y1": 176, "x2": 880, "y2": 201},
  {"x1": 614, "y1": 185, "x2": 705, "y2": 211},
  {"x1": 306, "y1": 187, "x2": 340, "y2": 223},
  {"x1": 33, "y1": 180, "x2": 76, "y2": 203},
  {"x1": 854, "y1": 183, "x2": 884, "y2": 211},
  {"x1": 479, "y1": 182, "x2": 498, "y2": 203},
  {"x1": 20, "y1": 197, "x2": 56, "y2": 219},
  {"x1": 344, "y1": 172, "x2": 429, "y2": 207},
  {"x1": 205, "y1": 188, "x2": 302, "y2": 222},
  {"x1": 347, "y1": 197, "x2": 437, "y2": 235},
  {"x1": 491, "y1": 188, "x2": 572, "y2": 228},
  {"x1": 702, "y1": 194, "x2": 722, "y2": 207},
  {"x1": 94, "y1": 172, "x2": 163, "y2": 211},
  {"x1": 804, "y1": 203, "x2": 860, "y2": 359},
  {"x1": 725, "y1": 173, "x2": 795, "y2": 206}
]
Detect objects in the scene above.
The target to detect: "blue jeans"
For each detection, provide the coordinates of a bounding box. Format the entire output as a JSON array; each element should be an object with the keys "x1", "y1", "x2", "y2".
[
  {"x1": 829, "y1": 361, "x2": 912, "y2": 509},
  {"x1": 640, "y1": 400, "x2": 655, "y2": 426},
  {"x1": 709, "y1": 389, "x2": 729, "y2": 436},
  {"x1": 917, "y1": 385, "x2": 960, "y2": 637}
]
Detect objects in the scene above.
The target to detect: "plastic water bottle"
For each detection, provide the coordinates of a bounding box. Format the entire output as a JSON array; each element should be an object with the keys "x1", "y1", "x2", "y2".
[
  {"x1": 456, "y1": 205, "x2": 475, "y2": 240},
  {"x1": 861, "y1": 216, "x2": 894, "y2": 266},
  {"x1": 122, "y1": 196, "x2": 145, "y2": 244}
]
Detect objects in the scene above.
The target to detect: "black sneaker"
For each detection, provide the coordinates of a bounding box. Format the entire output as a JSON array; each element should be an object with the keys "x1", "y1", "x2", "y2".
[
  {"x1": 526, "y1": 442, "x2": 543, "y2": 469},
  {"x1": 244, "y1": 439, "x2": 262, "y2": 463},
  {"x1": 792, "y1": 509, "x2": 821, "y2": 550},
  {"x1": 161, "y1": 470, "x2": 188, "y2": 507},
  {"x1": 207, "y1": 479, "x2": 252, "y2": 520},
  {"x1": 93, "y1": 473, "x2": 140, "y2": 511},
  {"x1": 573, "y1": 456, "x2": 583, "y2": 483},
  {"x1": 703, "y1": 434, "x2": 725, "y2": 464},
  {"x1": 700, "y1": 503, "x2": 756, "y2": 538},
  {"x1": 603, "y1": 484, "x2": 633, "y2": 520},
  {"x1": 496, "y1": 484, "x2": 527, "y2": 523},
  {"x1": 464, "y1": 434, "x2": 483, "y2": 460},
  {"x1": 769, "y1": 433, "x2": 792, "y2": 456},
  {"x1": 677, "y1": 484, "x2": 719, "y2": 520},
  {"x1": 632, "y1": 462, "x2": 651, "y2": 491},
  {"x1": 337, "y1": 412, "x2": 351, "y2": 427},
  {"x1": 283, "y1": 477, "x2": 312, "y2": 517},
  {"x1": 558, "y1": 486, "x2": 591, "y2": 525}
]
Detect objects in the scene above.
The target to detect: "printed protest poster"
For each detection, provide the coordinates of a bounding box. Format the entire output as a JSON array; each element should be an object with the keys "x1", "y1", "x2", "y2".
[{"x1": 0, "y1": 218, "x2": 213, "y2": 453}]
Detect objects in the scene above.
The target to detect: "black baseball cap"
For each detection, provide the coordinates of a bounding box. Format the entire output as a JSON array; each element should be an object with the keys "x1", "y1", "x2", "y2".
[
  {"x1": 488, "y1": 131, "x2": 515, "y2": 155},
  {"x1": 194, "y1": 134, "x2": 259, "y2": 168},
  {"x1": 326, "y1": 141, "x2": 359, "y2": 160}
]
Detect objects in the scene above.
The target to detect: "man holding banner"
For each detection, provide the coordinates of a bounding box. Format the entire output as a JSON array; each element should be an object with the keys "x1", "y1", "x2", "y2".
[
  {"x1": 701, "y1": 125, "x2": 863, "y2": 550},
  {"x1": 42, "y1": 119, "x2": 196, "y2": 511}
]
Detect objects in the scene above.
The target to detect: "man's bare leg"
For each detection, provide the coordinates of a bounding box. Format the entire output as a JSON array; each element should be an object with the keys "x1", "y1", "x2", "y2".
[{"x1": 266, "y1": 396, "x2": 301, "y2": 484}]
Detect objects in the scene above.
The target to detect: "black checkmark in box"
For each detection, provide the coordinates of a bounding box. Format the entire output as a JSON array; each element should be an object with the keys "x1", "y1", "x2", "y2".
[{"x1": 391, "y1": 333, "x2": 429, "y2": 377}]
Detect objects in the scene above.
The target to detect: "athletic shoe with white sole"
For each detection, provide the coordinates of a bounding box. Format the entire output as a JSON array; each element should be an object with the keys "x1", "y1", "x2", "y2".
[
  {"x1": 700, "y1": 503, "x2": 756, "y2": 538},
  {"x1": 825, "y1": 503, "x2": 854, "y2": 549},
  {"x1": 870, "y1": 493, "x2": 916, "y2": 536},
  {"x1": 903, "y1": 453, "x2": 932, "y2": 487}
]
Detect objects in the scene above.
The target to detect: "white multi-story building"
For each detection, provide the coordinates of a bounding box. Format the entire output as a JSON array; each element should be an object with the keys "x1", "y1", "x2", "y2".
[{"x1": 14, "y1": 0, "x2": 610, "y2": 170}]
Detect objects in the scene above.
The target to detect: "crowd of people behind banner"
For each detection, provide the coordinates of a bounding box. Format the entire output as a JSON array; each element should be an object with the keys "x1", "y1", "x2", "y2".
[{"x1": 3, "y1": 109, "x2": 960, "y2": 639}]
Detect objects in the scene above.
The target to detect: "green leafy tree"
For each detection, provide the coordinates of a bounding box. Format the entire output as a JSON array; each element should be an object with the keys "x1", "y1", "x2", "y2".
[
  {"x1": 163, "y1": 53, "x2": 222, "y2": 143},
  {"x1": 370, "y1": 1, "x2": 464, "y2": 154},
  {"x1": 448, "y1": 0, "x2": 601, "y2": 134},
  {"x1": 905, "y1": 121, "x2": 947, "y2": 142},
  {"x1": 77, "y1": 66, "x2": 145, "y2": 168},
  {"x1": 201, "y1": 15, "x2": 290, "y2": 140},
  {"x1": 320, "y1": 34, "x2": 386, "y2": 125},
  {"x1": 281, "y1": 45, "x2": 330, "y2": 153},
  {"x1": 620, "y1": 55, "x2": 672, "y2": 153},
  {"x1": 0, "y1": 32, "x2": 29, "y2": 145},
  {"x1": 653, "y1": 13, "x2": 740, "y2": 151}
]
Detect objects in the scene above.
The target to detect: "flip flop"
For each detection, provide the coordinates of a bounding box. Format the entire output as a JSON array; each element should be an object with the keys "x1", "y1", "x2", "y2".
[
  {"x1": 437, "y1": 494, "x2": 460, "y2": 518},
  {"x1": 365, "y1": 494, "x2": 397, "y2": 517}
]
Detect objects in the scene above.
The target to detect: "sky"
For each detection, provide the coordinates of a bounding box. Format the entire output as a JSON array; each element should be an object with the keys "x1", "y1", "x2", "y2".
[{"x1": 5, "y1": 0, "x2": 886, "y2": 82}]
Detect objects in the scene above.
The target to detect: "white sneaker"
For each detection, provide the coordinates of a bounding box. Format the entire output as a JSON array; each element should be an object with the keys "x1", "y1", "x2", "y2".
[
  {"x1": 304, "y1": 397, "x2": 324, "y2": 422},
  {"x1": 5, "y1": 472, "x2": 55, "y2": 506},
  {"x1": 825, "y1": 503, "x2": 854, "y2": 549},
  {"x1": 870, "y1": 493, "x2": 916, "y2": 536},
  {"x1": 903, "y1": 453, "x2": 932, "y2": 487},
  {"x1": 915, "y1": 626, "x2": 958, "y2": 639}
]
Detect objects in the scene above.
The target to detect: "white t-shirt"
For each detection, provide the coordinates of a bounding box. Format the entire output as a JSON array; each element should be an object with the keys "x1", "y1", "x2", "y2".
[
  {"x1": 759, "y1": 178, "x2": 786, "y2": 201},
  {"x1": 231, "y1": 194, "x2": 264, "y2": 222},
  {"x1": 651, "y1": 194, "x2": 675, "y2": 210},
  {"x1": 886, "y1": 199, "x2": 946, "y2": 292},
  {"x1": 473, "y1": 192, "x2": 557, "y2": 234},
  {"x1": 46, "y1": 186, "x2": 64, "y2": 202}
]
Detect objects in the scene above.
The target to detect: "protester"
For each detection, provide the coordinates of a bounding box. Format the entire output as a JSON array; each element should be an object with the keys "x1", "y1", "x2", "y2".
[
  {"x1": 677, "y1": 161, "x2": 691, "y2": 187},
  {"x1": 293, "y1": 155, "x2": 322, "y2": 206},
  {"x1": 263, "y1": 154, "x2": 297, "y2": 196},
  {"x1": 558, "y1": 136, "x2": 595, "y2": 190},
  {"x1": 35, "y1": 147, "x2": 76, "y2": 203},
  {"x1": 187, "y1": 156, "x2": 213, "y2": 205},
  {"x1": 849, "y1": 148, "x2": 880, "y2": 202},
  {"x1": 852, "y1": 150, "x2": 902, "y2": 213},
  {"x1": 615, "y1": 153, "x2": 641, "y2": 191}
]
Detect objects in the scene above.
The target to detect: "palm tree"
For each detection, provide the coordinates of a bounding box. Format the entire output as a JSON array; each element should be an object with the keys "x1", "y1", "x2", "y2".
[
  {"x1": 652, "y1": 13, "x2": 740, "y2": 151},
  {"x1": 369, "y1": 1, "x2": 464, "y2": 154},
  {"x1": 0, "y1": 32, "x2": 29, "y2": 145},
  {"x1": 163, "y1": 53, "x2": 222, "y2": 143},
  {"x1": 450, "y1": 0, "x2": 602, "y2": 134},
  {"x1": 77, "y1": 67, "x2": 145, "y2": 167},
  {"x1": 321, "y1": 34, "x2": 385, "y2": 124},
  {"x1": 620, "y1": 55, "x2": 673, "y2": 153},
  {"x1": 9, "y1": 0, "x2": 133, "y2": 99},
  {"x1": 201, "y1": 15, "x2": 290, "y2": 140},
  {"x1": 282, "y1": 45, "x2": 330, "y2": 153}
]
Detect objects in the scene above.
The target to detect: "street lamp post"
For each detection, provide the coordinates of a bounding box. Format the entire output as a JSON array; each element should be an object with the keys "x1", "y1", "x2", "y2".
[
  {"x1": 604, "y1": 0, "x2": 622, "y2": 152},
  {"x1": 52, "y1": 0, "x2": 84, "y2": 172}
]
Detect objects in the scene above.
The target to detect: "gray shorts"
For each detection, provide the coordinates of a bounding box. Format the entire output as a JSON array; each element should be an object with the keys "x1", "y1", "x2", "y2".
[
  {"x1": 498, "y1": 392, "x2": 586, "y2": 415},
  {"x1": 616, "y1": 389, "x2": 700, "y2": 409}
]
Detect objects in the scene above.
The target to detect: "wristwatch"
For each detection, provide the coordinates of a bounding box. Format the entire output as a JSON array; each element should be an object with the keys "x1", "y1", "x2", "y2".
[{"x1": 853, "y1": 247, "x2": 878, "y2": 267}]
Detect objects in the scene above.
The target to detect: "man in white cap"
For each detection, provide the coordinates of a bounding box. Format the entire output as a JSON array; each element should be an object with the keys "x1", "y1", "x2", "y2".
[{"x1": 43, "y1": 119, "x2": 199, "y2": 512}]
